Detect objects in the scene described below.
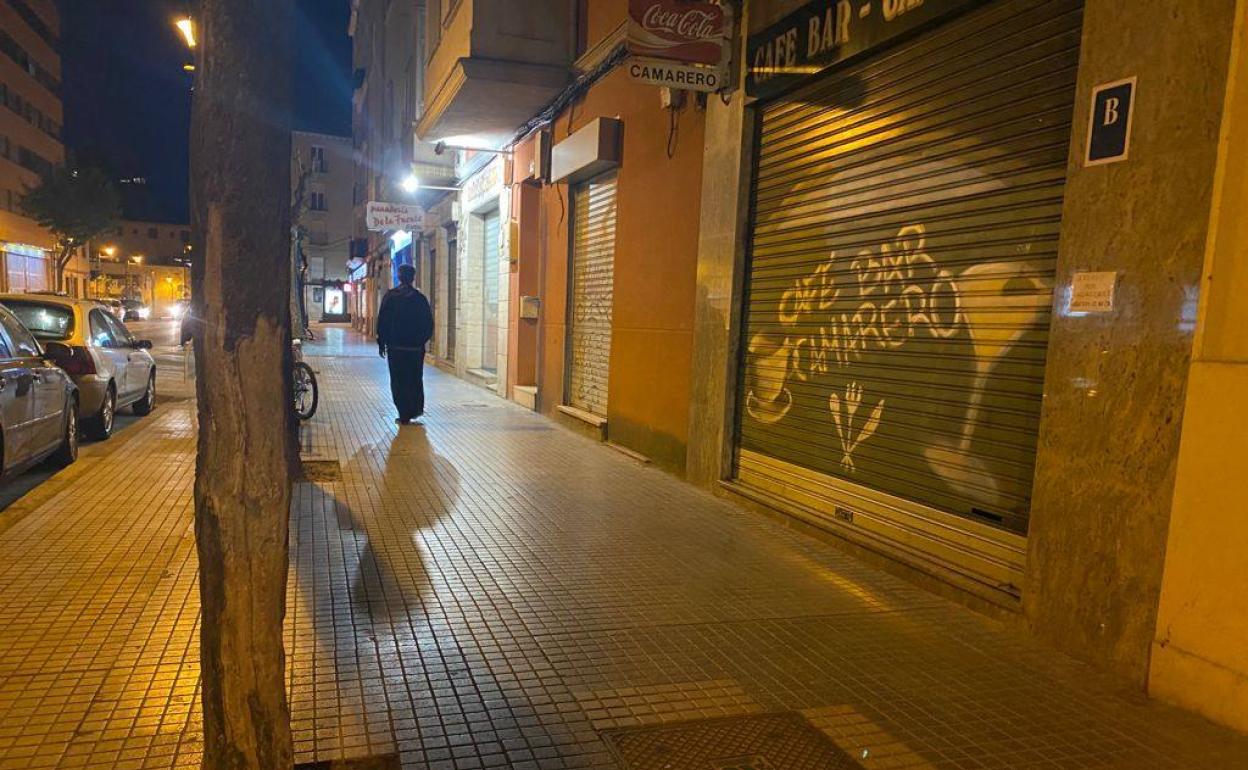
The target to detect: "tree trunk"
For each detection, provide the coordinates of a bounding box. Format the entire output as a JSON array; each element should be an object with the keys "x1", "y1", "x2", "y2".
[
  {"x1": 55, "y1": 245, "x2": 71, "y2": 295},
  {"x1": 188, "y1": 1, "x2": 298, "y2": 769}
]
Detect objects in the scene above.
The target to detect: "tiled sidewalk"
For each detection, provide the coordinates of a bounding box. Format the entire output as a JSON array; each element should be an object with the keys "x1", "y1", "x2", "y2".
[{"x1": 1, "y1": 326, "x2": 1246, "y2": 769}]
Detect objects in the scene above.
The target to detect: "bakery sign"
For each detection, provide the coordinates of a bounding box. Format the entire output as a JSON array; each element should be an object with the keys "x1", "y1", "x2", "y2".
[
  {"x1": 747, "y1": 0, "x2": 982, "y2": 99},
  {"x1": 628, "y1": 0, "x2": 728, "y2": 66},
  {"x1": 365, "y1": 202, "x2": 423, "y2": 232}
]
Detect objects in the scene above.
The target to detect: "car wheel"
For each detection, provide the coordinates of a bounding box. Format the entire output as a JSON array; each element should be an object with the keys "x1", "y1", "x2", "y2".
[
  {"x1": 132, "y1": 371, "x2": 156, "y2": 416},
  {"x1": 84, "y1": 385, "x2": 116, "y2": 440},
  {"x1": 50, "y1": 395, "x2": 79, "y2": 468}
]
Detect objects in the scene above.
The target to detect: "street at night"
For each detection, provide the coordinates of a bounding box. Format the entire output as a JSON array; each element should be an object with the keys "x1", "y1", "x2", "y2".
[{"x1": 2, "y1": 1, "x2": 1248, "y2": 769}]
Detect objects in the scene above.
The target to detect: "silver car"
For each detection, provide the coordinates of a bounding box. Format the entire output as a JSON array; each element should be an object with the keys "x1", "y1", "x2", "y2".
[
  {"x1": 0, "y1": 295, "x2": 156, "y2": 439},
  {"x1": 0, "y1": 303, "x2": 78, "y2": 474}
]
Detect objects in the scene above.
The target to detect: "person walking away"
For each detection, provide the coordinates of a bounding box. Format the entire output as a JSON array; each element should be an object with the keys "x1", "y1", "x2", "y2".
[{"x1": 377, "y1": 264, "x2": 434, "y2": 424}]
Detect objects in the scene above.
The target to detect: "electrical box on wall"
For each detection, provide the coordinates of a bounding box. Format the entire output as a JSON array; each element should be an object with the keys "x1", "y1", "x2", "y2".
[
  {"x1": 660, "y1": 87, "x2": 687, "y2": 110},
  {"x1": 529, "y1": 129, "x2": 553, "y2": 183}
]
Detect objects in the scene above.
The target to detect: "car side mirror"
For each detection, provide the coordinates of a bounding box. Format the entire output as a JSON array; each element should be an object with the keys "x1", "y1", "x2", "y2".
[{"x1": 134, "y1": 339, "x2": 153, "y2": 350}]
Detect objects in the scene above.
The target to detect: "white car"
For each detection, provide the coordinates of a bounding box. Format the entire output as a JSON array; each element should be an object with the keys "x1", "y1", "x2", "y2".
[{"x1": 0, "y1": 295, "x2": 157, "y2": 439}]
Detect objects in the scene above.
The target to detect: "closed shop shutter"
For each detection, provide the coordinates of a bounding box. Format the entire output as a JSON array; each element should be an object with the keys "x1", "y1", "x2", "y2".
[
  {"x1": 568, "y1": 173, "x2": 618, "y2": 417},
  {"x1": 482, "y1": 208, "x2": 501, "y2": 372},
  {"x1": 736, "y1": 0, "x2": 1083, "y2": 592}
]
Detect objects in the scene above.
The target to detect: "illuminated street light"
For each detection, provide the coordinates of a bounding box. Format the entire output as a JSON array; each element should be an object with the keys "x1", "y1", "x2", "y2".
[
  {"x1": 102, "y1": 246, "x2": 117, "y2": 258},
  {"x1": 176, "y1": 17, "x2": 197, "y2": 49},
  {"x1": 400, "y1": 173, "x2": 458, "y2": 193},
  {"x1": 183, "y1": 64, "x2": 196, "y2": 73}
]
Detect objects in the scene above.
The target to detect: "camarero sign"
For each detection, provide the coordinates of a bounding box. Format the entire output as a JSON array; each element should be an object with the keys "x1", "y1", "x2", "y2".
[
  {"x1": 365, "y1": 202, "x2": 423, "y2": 232},
  {"x1": 628, "y1": 0, "x2": 728, "y2": 66},
  {"x1": 628, "y1": 58, "x2": 726, "y2": 92}
]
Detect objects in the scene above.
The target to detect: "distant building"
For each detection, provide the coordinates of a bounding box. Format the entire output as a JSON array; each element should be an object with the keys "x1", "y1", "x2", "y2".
[
  {"x1": 92, "y1": 219, "x2": 191, "y2": 316},
  {"x1": 0, "y1": 0, "x2": 88, "y2": 295},
  {"x1": 291, "y1": 131, "x2": 352, "y2": 323},
  {"x1": 348, "y1": 0, "x2": 455, "y2": 339}
]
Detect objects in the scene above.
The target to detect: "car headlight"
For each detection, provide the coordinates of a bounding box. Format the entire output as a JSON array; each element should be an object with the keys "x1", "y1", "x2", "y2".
[{"x1": 138, "y1": 307, "x2": 151, "y2": 319}]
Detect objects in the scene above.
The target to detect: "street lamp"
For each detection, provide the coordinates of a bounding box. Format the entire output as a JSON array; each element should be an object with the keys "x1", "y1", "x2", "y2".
[
  {"x1": 102, "y1": 246, "x2": 117, "y2": 258},
  {"x1": 176, "y1": 17, "x2": 197, "y2": 48},
  {"x1": 400, "y1": 174, "x2": 458, "y2": 193}
]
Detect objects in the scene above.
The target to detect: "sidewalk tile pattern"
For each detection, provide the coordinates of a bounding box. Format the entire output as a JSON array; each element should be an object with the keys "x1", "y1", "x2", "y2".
[{"x1": 0, "y1": 326, "x2": 1245, "y2": 769}]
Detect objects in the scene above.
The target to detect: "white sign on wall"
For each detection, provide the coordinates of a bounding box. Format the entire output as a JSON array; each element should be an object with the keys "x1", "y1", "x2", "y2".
[
  {"x1": 628, "y1": 57, "x2": 726, "y2": 92},
  {"x1": 365, "y1": 202, "x2": 423, "y2": 232},
  {"x1": 1069, "y1": 271, "x2": 1117, "y2": 313}
]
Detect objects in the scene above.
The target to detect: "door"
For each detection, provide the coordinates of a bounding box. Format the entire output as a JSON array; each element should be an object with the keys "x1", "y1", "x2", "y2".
[
  {"x1": 0, "y1": 307, "x2": 61, "y2": 452},
  {"x1": 0, "y1": 321, "x2": 37, "y2": 465},
  {"x1": 735, "y1": 0, "x2": 1083, "y2": 590},
  {"x1": 104, "y1": 312, "x2": 148, "y2": 401},
  {"x1": 567, "y1": 172, "x2": 617, "y2": 417},
  {"x1": 0, "y1": 331, "x2": 35, "y2": 469},
  {"x1": 480, "y1": 209, "x2": 501, "y2": 373},
  {"x1": 89, "y1": 309, "x2": 129, "y2": 397},
  {"x1": 446, "y1": 237, "x2": 457, "y2": 362}
]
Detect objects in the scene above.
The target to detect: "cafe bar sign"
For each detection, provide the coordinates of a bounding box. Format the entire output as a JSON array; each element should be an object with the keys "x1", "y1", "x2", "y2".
[{"x1": 747, "y1": 0, "x2": 982, "y2": 98}]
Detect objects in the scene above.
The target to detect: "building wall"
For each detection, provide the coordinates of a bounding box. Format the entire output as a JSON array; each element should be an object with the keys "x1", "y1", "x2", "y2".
[
  {"x1": 105, "y1": 220, "x2": 191, "y2": 262},
  {"x1": 1023, "y1": 0, "x2": 1239, "y2": 687},
  {"x1": 0, "y1": 0, "x2": 63, "y2": 289},
  {"x1": 292, "y1": 131, "x2": 354, "y2": 296},
  {"x1": 508, "y1": 136, "x2": 541, "y2": 401},
  {"x1": 456, "y1": 156, "x2": 509, "y2": 385},
  {"x1": 538, "y1": 0, "x2": 706, "y2": 472},
  {"x1": 1150, "y1": 0, "x2": 1248, "y2": 731}
]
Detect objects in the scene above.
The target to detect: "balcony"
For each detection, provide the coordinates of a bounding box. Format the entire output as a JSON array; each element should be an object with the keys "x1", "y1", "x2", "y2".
[{"x1": 416, "y1": 0, "x2": 574, "y2": 148}]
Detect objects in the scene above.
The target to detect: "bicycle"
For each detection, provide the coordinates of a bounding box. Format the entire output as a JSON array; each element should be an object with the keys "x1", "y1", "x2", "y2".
[{"x1": 291, "y1": 339, "x2": 318, "y2": 421}]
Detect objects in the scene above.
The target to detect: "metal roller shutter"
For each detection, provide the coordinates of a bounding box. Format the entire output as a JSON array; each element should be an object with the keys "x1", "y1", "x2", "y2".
[
  {"x1": 568, "y1": 173, "x2": 618, "y2": 417},
  {"x1": 736, "y1": 0, "x2": 1083, "y2": 591},
  {"x1": 482, "y1": 209, "x2": 501, "y2": 372}
]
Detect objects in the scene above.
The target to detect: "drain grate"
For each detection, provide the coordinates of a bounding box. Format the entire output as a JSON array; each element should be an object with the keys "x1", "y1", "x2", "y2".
[
  {"x1": 603, "y1": 712, "x2": 863, "y2": 770},
  {"x1": 300, "y1": 460, "x2": 342, "y2": 483}
]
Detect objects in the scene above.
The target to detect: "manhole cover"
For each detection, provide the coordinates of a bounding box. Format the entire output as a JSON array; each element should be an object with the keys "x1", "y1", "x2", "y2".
[
  {"x1": 603, "y1": 713, "x2": 863, "y2": 770},
  {"x1": 300, "y1": 460, "x2": 342, "y2": 482}
]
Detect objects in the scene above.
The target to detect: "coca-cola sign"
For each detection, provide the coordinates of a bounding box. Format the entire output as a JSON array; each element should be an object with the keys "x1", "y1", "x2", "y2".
[{"x1": 628, "y1": 0, "x2": 727, "y2": 66}]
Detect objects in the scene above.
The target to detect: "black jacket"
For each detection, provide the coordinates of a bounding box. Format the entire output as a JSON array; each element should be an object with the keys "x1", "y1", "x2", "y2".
[{"x1": 377, "y1": 285, "x2": 434, "y2": 350}]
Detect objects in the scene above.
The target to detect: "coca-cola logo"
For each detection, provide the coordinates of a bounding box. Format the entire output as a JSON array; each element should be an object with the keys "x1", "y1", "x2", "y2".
[{"x1": 640, "y1": 5, "x2": 723, "y2": 41}]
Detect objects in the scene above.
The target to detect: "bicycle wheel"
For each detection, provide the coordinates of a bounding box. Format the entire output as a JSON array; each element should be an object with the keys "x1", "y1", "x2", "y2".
[{"x1": 292, "y1": 361, "x2": 319, "y2": 421}]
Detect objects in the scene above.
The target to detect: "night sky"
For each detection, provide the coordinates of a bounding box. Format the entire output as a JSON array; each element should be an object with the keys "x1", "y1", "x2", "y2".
[{"x1": 61, "y1": 0, "x2": 353, "y2": 225}]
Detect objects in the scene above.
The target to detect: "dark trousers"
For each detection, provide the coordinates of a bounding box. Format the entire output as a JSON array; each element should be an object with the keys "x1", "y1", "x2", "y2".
[{"x1": 387, "y1": 348, "x2": 426, "y2": 419}]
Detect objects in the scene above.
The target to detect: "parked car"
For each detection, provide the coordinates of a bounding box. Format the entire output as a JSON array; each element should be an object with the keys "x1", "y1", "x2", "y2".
[
  {"x1": 0, "y1": 303, "x2": 78, "y2": 474},
  {"x1": 121, "y1": 299, "x2": 151, "y2": 322},
  {"x1": 94, "y1": 297, "x2": 124, "y2": 316},
  {"x1": 0, "y1": 295, "x2": 156, "y2": 439}
]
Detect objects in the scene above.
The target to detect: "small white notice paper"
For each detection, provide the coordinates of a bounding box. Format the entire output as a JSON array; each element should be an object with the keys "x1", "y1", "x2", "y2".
[{"x1": 1069, "y1": 271, "x2": 1117, "y2": 313}]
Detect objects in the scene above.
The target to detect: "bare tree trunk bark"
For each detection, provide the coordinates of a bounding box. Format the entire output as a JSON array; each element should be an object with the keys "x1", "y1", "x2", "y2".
[{"x1": 189, "y1": 1, "x2": 298, "y2": 768}]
